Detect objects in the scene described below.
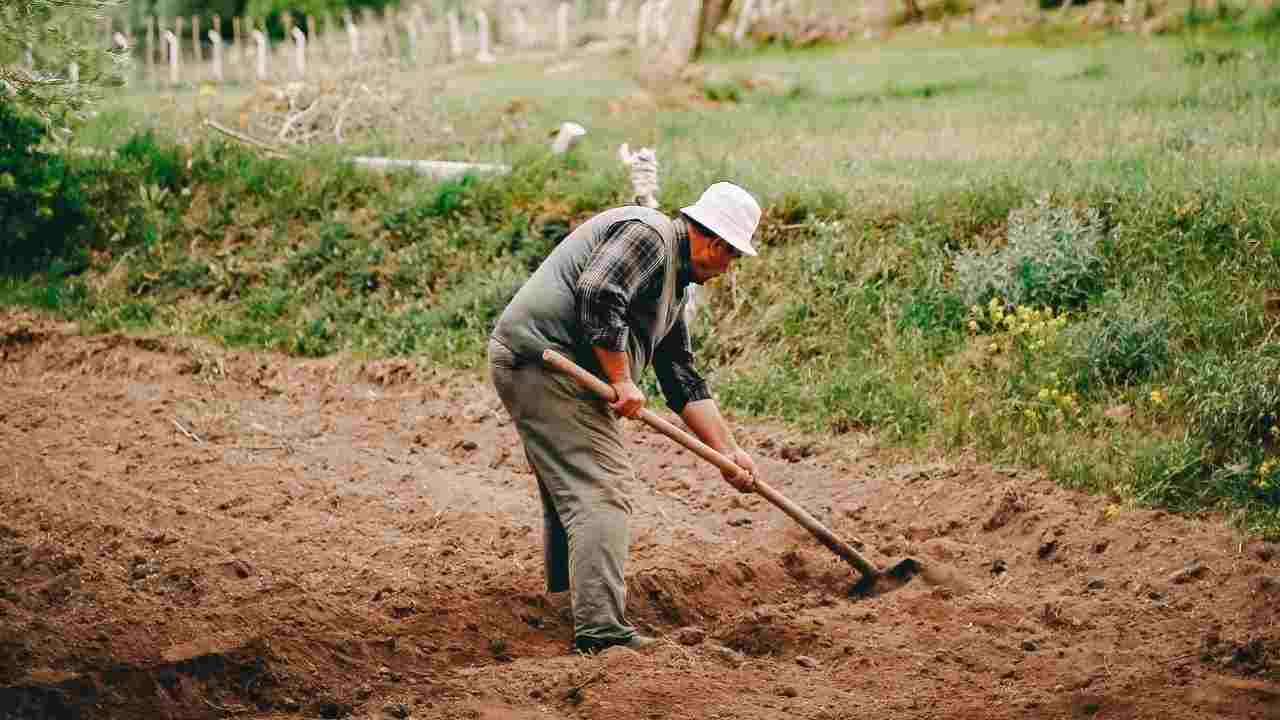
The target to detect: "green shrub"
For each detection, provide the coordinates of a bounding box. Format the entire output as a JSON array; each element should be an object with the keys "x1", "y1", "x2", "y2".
[
  {"x1": 0, "y1": 102, "x2": 92, "y2": 274},
  {"x1": 817, "y1": 363, "x2": 933, "y2": 441},
  {"x1": 953, "y1": 194, "x2": 1107, "y2": 310},
  {"x1": 1130, "y1": 438, "x2": 1209, "y2": 509},
  {"x1": 1068, "y1": 297, "x2": 1172, "y2": 392},
  {"x1": 117, "y1": 130, "x2": 184, "y2": 191},
  {"x1": 1182, "y1": 351, "x2": 1280, "y2": 461},
  {"x1": 899, "y1": 285, "x2": 966, "y2": 334}
]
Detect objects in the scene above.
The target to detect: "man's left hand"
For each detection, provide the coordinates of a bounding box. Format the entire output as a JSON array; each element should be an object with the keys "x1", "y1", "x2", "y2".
[{"x1": 721, "y1": 447, "x2": 757, "y2": 493}]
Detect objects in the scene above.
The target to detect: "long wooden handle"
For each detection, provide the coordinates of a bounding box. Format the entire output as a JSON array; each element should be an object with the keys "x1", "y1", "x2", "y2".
[{"x1": 541, "y1": 349, "x2": 881, "y2": 579}]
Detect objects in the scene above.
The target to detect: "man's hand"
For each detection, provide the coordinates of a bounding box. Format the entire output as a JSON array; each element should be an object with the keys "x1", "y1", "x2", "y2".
[
  {"x1": 609, "y1": 380, "x2": 646, "y2": 418},
  {"x1": 721, "y1": 447, "x2": 757, "y2": 493}
]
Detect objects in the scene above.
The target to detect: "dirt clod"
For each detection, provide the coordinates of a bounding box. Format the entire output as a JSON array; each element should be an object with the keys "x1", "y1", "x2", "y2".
[
  {"x1": 674, "y1": 626, "x2": 706, "y2": 646},
  {"x1": 984, "y1": 490, "x2": 1029, "y2": 531},
  {"x1": 383, "y1": 701, "x2": 411, "y2": 718},
  {"x1": 1037, "y1": 540, "x2": 1058, "y2": 560},
  {"x1": 1170, "y1": 562, "x2": 1209, "y2": 584}
]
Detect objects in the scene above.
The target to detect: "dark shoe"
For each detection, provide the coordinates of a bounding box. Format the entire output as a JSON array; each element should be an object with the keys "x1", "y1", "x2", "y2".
[{"x1": 574, "y1": 634, "x2": 658, "y2": 654}]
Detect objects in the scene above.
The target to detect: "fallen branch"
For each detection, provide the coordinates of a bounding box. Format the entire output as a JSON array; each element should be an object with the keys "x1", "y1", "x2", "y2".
[
  {"x1": 348, "y1": 156, "x2": 510, "y2": 180},
  {"x1": 202, "y1": 119, "x2": 290, "y2": 158}
]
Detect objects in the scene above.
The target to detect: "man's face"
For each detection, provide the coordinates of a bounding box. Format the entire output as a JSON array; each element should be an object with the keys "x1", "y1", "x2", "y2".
[{"x1": 689, "y1": 224, "x2": 744, "y2": 284}]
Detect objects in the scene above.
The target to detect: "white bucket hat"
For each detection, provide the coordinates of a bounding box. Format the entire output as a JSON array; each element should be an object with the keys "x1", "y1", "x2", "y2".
[{"x1": 680, "y1": 182, "x2": 761, "y2": 257}]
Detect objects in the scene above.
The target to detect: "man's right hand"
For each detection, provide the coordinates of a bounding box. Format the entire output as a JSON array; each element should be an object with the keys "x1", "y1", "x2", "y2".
[{"x1": 609, "y1": 380, "x2": 646, "y2": 418}]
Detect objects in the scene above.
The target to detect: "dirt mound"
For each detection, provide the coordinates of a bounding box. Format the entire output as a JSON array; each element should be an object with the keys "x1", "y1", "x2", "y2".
[{"x1": 1, "y1": 311, "x2": 1277, "y2": 719}]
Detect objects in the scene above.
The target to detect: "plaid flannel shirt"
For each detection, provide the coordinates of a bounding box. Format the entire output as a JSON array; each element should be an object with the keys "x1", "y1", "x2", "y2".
[{"x1": 577, "y1": 216, "x2": 711, "y2": 413}]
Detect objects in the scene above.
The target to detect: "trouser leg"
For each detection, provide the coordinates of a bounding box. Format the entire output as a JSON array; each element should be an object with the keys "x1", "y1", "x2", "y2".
[
  {"x1": 488, "y1": 340, "x2": 635, "y2": 649},
  {"x1": 536, "y1": 475, "x2": 570, "y2": 593}
]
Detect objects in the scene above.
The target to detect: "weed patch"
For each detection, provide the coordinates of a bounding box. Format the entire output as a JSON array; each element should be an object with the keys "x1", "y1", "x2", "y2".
[{"x1": 953, "y1": 194, "x2": 1108, "y2": 310}]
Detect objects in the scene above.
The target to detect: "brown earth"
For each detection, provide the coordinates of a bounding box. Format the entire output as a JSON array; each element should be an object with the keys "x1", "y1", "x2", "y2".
[{"x1": 1, "y1": 309, "x2": 1278, "y2": 720}]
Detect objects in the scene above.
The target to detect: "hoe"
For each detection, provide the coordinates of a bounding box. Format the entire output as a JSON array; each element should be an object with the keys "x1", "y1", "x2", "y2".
[{"x1": 543, "y1": 349, "x2": 951, "y2": 598}]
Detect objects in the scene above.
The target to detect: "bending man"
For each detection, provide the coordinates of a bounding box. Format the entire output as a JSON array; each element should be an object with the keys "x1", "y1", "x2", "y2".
[{"x1": 489, "y1": 182, "x2": 761, "y2": 653}]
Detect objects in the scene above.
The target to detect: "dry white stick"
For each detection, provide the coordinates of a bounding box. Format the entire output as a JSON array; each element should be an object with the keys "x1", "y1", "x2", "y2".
[{"x1": 172, "y1": 418, "x2": 203, "y2": 443}]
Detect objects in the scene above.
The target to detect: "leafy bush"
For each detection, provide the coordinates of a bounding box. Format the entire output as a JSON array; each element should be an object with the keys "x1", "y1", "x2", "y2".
[
  {"x1": 1068, "y1": 297, "x2": 1172, "y2": 392},
  {"x1": 0, "y1": 102, "x2": 92, "y2": 274},
  {"x1": 953, "y1": 194, "x2": 1107, "y2": 311},
  {"x1": 117, "y1": 130, "x2": 184, "y2": 192},
  {"x1": 900, "y1": 285, "x2": 966, "y2": 334},
  {"x1": 1129, "y1": 438, "x2": 1209, "y2": 509},
  {"x1": 1182, "y1": 351, "x2": 1280, "y2": 460}
]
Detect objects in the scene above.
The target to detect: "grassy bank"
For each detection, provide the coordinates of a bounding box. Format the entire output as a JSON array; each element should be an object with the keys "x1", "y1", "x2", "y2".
[{"x1": 5, "y1": 28, "x2": 1280, "y2": 536}]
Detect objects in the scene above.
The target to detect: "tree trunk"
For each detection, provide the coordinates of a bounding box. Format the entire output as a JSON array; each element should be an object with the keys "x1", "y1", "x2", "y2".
[{"x1": 692, "y1": 0, "x2": 735, "y2": 60}]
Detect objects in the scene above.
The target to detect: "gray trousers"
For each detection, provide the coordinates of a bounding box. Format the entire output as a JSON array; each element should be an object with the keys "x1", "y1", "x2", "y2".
[{"x1": 488, "y1": 339, "x2": 636, "y2": 649}]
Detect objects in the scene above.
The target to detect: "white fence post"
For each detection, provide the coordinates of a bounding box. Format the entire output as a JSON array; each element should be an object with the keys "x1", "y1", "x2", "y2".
[
  {"x1": 208, "y1": 29, "x2": 223, "y2": 82},
  {"x1": 638, "y1": 1, "x2": 651, "y2": 48},
  {"x1": 291, "y1": 27, "x2": 306, "y2": 77},
  {"x1": 405, "y1": 11, "x2": 419, "y2": 60},
  {"x1": 511, "y1": 7, "x2": 532, "y2": 49},
  {"x1": 734, "y1": 0, "x2": 757, "y2": 44},
  {"x1": 164, "y1": 30, "x2": 179, "y2": 86},
  {"x1": 252, "y1": 29, "x2": 267, "y2": 80},
  {"x1": 475, "y1": 9, "x2": 495, "y2": 62},
  {"x1": 346, "y1": 11, "x2": 360, "y2": 63},
  {"x1": 557, "y1": 2, "x2": 571, "y2": 53},
  {"x1": 446, "y1": 11, "x2": 463, "y2": 61}
]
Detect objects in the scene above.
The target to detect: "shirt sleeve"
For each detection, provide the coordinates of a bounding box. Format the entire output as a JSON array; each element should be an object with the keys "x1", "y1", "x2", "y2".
[
  {"x1": 577, "y1": 221, "x2": 665, "y2": 353},
  {"x1": 653, "y1": 312, "x2": 712, "y2": 414}
]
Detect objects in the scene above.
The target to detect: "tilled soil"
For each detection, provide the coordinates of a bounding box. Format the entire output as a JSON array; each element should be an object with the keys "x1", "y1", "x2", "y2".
[{"x1": 1, "y1": 310, "x2": 1278, "y2": 720}]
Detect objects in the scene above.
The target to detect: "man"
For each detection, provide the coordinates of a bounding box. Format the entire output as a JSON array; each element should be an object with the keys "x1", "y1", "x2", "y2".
[{"x1": 488, "y1": 182, "x2": 761, "y2": 653}]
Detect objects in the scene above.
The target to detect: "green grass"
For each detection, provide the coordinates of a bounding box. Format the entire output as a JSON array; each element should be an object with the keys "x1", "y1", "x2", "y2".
[{"x1": 7, "y1": 26, "x2": 1280, "y2": 537}]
